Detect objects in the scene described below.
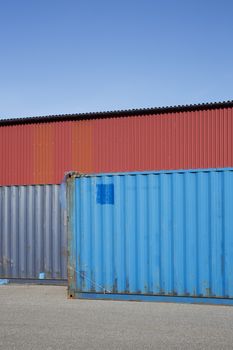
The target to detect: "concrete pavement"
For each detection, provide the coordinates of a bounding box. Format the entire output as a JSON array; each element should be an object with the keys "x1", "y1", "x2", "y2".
[{"x1": 0, "y1": 285, "x2": 233, "y2": 349}]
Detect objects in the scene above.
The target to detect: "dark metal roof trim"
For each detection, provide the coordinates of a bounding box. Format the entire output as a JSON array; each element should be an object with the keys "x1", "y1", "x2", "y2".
[{"x1": 1, "y1": 100, "x2": 233, "y2": 126}]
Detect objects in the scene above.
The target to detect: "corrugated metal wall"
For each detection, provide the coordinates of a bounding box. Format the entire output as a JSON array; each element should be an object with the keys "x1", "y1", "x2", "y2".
[
  {"x1": 0, "y1": 185, "x2": 67, "y2": 280},
  {"x1": 68, "y1": 169, "x2": 233, "y2": 300},
  {"x1": 0, "y1": 107, "x2": 233, "y2": 186}
]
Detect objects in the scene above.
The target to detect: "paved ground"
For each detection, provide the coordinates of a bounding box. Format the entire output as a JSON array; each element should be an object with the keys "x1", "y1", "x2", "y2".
[{"x1": 0, "y1": 285, "x2": 233, "y2": 349}]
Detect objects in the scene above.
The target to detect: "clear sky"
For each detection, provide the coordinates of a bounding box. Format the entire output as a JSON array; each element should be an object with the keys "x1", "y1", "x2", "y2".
[{"x1": 0, "y1": 0, "x2": 233, "y2": 119}]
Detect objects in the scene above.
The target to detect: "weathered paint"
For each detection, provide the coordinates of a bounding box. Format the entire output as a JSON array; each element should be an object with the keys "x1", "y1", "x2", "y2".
[
  {"x1": 0, "y1": 107, "x2": 233, "y2": 186},
  {"x1": 67, "y1": 168, "x2": 233, "y2": 303},
  {"x1": 0, "y1": 185, "x2": 67, "y2": 280}
]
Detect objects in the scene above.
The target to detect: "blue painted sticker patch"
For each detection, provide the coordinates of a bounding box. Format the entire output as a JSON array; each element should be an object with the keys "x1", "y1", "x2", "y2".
[
  {"x1": 0, "y1": 279, "x2": 9, "y2": 285},
  {"x1": 39, "y1": 272, "x2": 45, "y2": 279},
  {"x1": 97, "y1": 184, "x2": 114, "y2": 204}
]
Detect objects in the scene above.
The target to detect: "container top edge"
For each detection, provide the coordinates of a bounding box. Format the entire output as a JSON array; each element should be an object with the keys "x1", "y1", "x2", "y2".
[
  {"x1": 1, "y1": 100, "x2": 233, "y2": 126},
  {"x1": 65, "y1": 167, "x2": 233, "y2": 179}
]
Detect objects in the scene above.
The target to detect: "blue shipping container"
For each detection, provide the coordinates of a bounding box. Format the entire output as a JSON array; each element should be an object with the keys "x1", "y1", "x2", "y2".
[{"x1": 66, "y1": 169, "x2": 233, "y2": 305}]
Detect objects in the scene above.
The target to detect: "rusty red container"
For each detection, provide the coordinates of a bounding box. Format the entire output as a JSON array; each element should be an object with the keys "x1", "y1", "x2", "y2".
[{"x1": 0, "y1": 102, "x2": 233, "y2": 186}]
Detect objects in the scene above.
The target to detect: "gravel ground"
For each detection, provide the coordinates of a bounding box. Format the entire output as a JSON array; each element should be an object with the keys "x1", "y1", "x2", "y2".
[{"x1": 0, "y1": 285, "x2": 233, "y2": 349}]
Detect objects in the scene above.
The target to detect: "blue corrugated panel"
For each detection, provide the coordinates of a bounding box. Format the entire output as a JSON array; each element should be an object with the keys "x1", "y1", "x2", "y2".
[{"x1": 67, "y1": 169, "x2": 233, "y2": 301}]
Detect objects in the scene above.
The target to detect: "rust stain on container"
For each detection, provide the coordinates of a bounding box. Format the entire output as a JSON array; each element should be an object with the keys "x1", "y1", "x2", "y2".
[
  {"x1": 0, "y1": 107, "x2": 232, "y2": 186},
  {"x1": 71, "y1": 120, "x2": 93, "y2": 173},
  {"x1": 33, "y1": 123, "x2": 54, "y2": 184}
]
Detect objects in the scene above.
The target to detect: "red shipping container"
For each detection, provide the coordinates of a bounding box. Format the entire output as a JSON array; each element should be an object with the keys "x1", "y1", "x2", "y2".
[{"x1": 0, "y1": 102, "x2": 232, "y2": 186}]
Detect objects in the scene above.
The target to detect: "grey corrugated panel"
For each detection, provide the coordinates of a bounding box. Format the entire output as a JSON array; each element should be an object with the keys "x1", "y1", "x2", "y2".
[{"x1": 0, "y1": 185, "x2": 67, "y2": 280}]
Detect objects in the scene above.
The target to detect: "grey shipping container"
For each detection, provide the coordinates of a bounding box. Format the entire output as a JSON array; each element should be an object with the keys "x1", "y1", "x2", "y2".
[{"x1": 0, "y1": 185, "x2": 67, "y2": 281}]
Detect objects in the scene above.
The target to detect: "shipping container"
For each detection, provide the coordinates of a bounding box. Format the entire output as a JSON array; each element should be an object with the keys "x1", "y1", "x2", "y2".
[
  {"x1": 0, "y1": 101, "x2": 233, "y2": 186},
  {"x1": 0, "y1": 185, "x2": 67, "y2": 281},
  {"x1": 66, "y1": 168, "x2": 233, "y2": 305}
]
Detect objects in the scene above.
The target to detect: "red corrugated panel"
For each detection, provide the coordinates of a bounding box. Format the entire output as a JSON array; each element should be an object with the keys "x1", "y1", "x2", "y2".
[
  {"x1": 92, "y1": 107, "x2": 233, "y2": 173},
  {"x1": 0, "y1": 107, "x2": 232, "y2": 186}
]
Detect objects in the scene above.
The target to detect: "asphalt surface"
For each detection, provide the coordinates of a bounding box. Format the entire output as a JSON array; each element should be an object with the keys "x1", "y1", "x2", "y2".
[{"x1": 0, "y1": 285, "x2": 233, "y2": 349}]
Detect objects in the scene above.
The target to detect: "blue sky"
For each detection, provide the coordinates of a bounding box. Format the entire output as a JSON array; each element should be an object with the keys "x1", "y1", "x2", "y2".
[{"x1": 0, "y1": 0, "x2": 233, "y2": 119}]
